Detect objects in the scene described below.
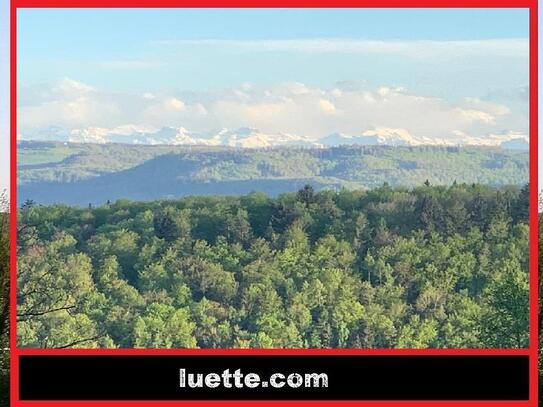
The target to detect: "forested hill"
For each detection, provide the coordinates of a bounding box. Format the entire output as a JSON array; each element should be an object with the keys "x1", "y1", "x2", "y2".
[
  {"x1": 17, "y1": 141, "x2": 528, "y2": 205},
  {"x1": 17, "y1": 184, "x2": 529, "y2": 349}
]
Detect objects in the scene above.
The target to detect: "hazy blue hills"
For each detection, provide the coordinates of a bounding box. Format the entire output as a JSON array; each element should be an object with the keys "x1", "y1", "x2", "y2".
[{"x1": 17, "y1": 141, "x2": 528, "y2": 206}]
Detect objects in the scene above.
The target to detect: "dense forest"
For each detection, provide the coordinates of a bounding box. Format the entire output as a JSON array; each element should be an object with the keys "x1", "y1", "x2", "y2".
[
  {"x1": 17, "y1": 183, "x2": 528, "y2": 349},
  {"x1": 18, "y1": 142, "x2": 527, "y2": 205},
  {"x1": 0, "y1": 192, "x2": 9, "y2": 406}
]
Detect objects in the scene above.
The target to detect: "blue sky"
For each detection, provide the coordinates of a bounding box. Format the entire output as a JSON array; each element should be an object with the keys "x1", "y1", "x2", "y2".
[
  {"x1": 18, "y1": 8, "x2": 529, "y2": 96},
  {"x1": 3, "y1": 8, "x2": 535, "y2": 193},
  {"x1": 19, "y1": 8, "x2": 530, "y2": 43}
]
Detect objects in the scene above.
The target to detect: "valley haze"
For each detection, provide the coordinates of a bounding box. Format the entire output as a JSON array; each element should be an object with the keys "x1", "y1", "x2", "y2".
[{"x1": 17, "y1": 140, "x2": 528, "y2": 206}]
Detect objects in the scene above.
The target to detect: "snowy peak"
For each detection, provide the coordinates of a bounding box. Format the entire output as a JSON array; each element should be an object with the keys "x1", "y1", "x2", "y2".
[
  {"x1": 210, "y1": 128, "x2": 313, "y2": 148},
  {"x1": 362, "y1": 128, "x2": 421, "y2": 146},
  {"x1": 47, "y1": 126, "x2": 316, "y2": 148},
  {"x1": 20, "y1": 126, "x2": 528, "y2": 150}
]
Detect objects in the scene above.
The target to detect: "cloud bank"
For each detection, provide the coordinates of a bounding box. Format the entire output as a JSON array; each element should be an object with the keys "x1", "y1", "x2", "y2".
[{"x1": 18, "y1": 78, "x2": 527, "y2": 145}]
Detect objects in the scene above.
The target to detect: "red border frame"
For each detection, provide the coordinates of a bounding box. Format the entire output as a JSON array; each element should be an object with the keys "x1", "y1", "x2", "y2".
[{"x1": 8, "y1": 2, "x2": 539, "y2": 406}]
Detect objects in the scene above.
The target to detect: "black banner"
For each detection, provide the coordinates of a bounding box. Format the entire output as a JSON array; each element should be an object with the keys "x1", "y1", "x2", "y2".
[{"x1": 19, "y1": 355, "x2": 529, "y2": 400}]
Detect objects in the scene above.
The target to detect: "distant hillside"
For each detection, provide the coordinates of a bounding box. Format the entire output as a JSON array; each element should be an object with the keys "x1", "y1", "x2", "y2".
[{"x1": 17, "y1": 141, "x2": 528, "y2": 206}]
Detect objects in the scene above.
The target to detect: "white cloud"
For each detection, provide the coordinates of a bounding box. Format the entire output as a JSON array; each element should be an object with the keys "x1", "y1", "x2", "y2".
[
  {"x1": 18, "y1": 78, "x2": 527, "y2": 144},
  {"x1": 155, "y1": 38, "x2": 528, "y2": 59},
  {"x1": 54, "y1": 78, "x2": 94, "y2": 93},
  {"x1": 453, "y1": 108, "x2": 496, "y2": 124},
  {"x1": 164, "y1": 97, "x2": 186, "y2": 111},
  {"x1": 319, "y1": 99, "x2": 337, "y2": 114},
  {"x1": 18, "y1": 79, "x2": 121, "y2": 129},
  {"x1": 461, "y1": 97, "x2": 511, "y2": 116}
]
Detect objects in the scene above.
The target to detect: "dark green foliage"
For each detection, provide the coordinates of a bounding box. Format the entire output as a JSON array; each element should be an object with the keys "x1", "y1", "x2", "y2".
[
  {"x1": 18, "y1": 142, "x2": 528, "y2": 205},
  {"x1": 17, "y1": 184, "x2": 529, "y2": 349},
  {"x1": 153, "y1": 207, "x2": 190, "y2": 242}
]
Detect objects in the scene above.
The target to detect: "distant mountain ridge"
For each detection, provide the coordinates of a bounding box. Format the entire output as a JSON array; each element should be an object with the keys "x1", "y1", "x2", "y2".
[
  {"x1": 19, "y1": 126, "x2": 529, "y2": 150},
  {"x1": 18, "y1": 141, "x2": 528, "y2": 205}
]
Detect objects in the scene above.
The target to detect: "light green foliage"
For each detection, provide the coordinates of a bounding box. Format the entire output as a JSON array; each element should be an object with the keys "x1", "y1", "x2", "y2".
[
  {"x1": 134, "y1": 303, "x2": 196, "y2": 348},
  {"x1": 17, "y1": 184, "x2": 529, "y2": 349},
  {"x1": 18, "y1": 143, "x2": 81, "y2": 165}
]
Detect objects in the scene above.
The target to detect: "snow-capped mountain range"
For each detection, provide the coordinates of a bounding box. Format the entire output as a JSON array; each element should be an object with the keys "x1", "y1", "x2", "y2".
[{"x1": 19, "y1": 126, "x2": 529, "y2": 150}]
